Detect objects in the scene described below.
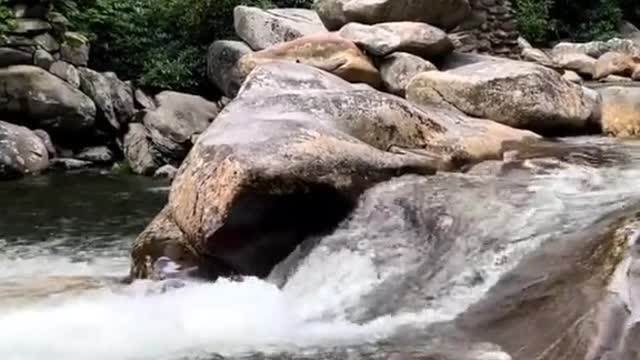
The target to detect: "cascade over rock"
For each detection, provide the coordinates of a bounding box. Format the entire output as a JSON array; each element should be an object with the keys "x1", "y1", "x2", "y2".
[{"x1": 130, "y1": 62, "x2": 538, "y2": 280}]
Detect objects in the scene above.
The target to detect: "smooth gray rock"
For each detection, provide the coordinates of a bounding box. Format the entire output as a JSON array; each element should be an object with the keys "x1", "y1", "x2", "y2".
[
  {"x1": 154, "y1": 164, "x2": 178, "y2": 180},
  {"x1": 552, "y1": 38, "x2": 640, "y2": 58},
  {"x1": 33, "y1": 33, "x2": 60, "y2": 52},
  {"x1": 75, "y1": 146, "x2": 114, "y2": 163},
  {"x1": 521, "y1": 47, "x2": 553, "y2": 67},
  {"x1": 338, "y1": 21, "x2": 453, "y2": 58},
  {"x1": 60, "y1": 32, "x2": 90, "y2": 66},
  {"x1": 234, "y1": 6, "x2": 328, "y2": 50},
  {"x1": 50, "y1": 158, "x2": 92, "y2": 170},
  {"x1": 314, "y1": 0, "x2": 471, "y2": 31},
  {"x1": 104, "y1": 72, "x2": 135, "y2": 126},
  {"x1": 123, "y1": 123, "x2": 159, "y2": 175},
  {"x1": 562, "y1": 70, "x2": 583, "y2": 84},
  {"x1": 552, "y1": 52, "x2": 597, "y2": 77},
  {"x1": 0, "y1": 120, "x2": 49, "y2": 179},
  {"x1": 0, "y1": 65, "x2": 96, "y2": 134},
  {"x1": 49, "y1": 61, "x2": 80, "y2": 88},
  {"x1": 206, "y1": 40, "x2": 252, "y2": 98},
  {"x1": 33, "y1": 49, "x2": 54, "y2": 69},
  {"x1": 134, "y1": 89, "x2": 156, "y2": 110},
  {"x1": 143, "y1": 91, "x2": 219, "y2": 162},
  {"x1": 78, "y1": 69, "x2": 133, "y2": 131},
  {"x1": 33, "y1": 129, "x2": 56, "y2": 157},
  {"x1": 0, "y1": 47, "x2": 33, "y2": 67},
  {"x1": 406, "y1": 56, "x2": 601, "y2": 135},
  {"x1": 378, "y1": 52, "x2": 437, "y2": 96}
]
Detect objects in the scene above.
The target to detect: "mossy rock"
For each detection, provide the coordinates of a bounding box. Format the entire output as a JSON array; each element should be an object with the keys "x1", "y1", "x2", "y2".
[{"x1": 63, "y1": 31, "x2": 88, "y2": 49}]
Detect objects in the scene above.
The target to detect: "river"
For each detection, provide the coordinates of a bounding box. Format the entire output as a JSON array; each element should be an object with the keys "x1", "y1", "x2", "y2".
[{"x1": 1, "y1": 136, "x2": 640, "y2": 360}]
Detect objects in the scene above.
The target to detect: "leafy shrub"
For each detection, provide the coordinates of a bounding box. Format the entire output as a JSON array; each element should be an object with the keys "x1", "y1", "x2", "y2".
[
  {"x1": 514, "y1": 0, "x2": 630, "y2": 44},
  {"x1": 512, "y1": 0, "x2": 555, "y2": 44},
  {"x1": 55, "y1": 0, "x2": 312, "y2": 94},
  {"x1": 0, "y1": 0, "x2": 16, "y2": 35}
]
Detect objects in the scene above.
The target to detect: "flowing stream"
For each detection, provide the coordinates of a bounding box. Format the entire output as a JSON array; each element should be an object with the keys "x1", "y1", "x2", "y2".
[{"x1": 2, "y1": 137, "x2": 640, "y2": 360}]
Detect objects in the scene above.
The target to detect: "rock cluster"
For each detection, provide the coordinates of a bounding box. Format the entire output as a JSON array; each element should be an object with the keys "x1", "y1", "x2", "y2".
[
  {"x1": 136, "y1": 2, "x2": 612, "y2": 280},
  {"x1": 0, "y1": 0, "x2": 221, "y2": 179},
  {"x1": 518, "y1": 37, "x2": 640, "y2": 137}
]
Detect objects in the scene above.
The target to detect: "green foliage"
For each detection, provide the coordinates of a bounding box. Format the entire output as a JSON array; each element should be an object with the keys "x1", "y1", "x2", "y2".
[
  {"x1": 513, "y1": 0, "x2": 630, "y2": 44},
  {"x1": 54, "y1": 0, "x2": 311, "y2": 93},
  {"x1": 512, "y1": 0, "x2": 555, "y2": 44},
  {"x1": 0, "y1": 0, "x2": 16, "y2": 35}
]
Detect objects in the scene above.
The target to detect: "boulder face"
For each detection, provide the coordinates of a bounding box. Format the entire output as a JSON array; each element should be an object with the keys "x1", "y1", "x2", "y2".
[
  {"x1": 75, "y1": 146, "x2": 114, "y2": 164},
  {"x1": 49, "y1": 61, "x2": 80, "y2": 88},
  {"x1": 521, "y1": 47, "x2": 553, "y2": 67},
  {"x1": 234, "y1": 6, "x2": 328, "y2": 50},
  {"x1": 206, "y1": 40, "x2": 253, "y2": 98},
  {"x1": 378, "y1": 52, "x2": 437, "y2": 97},
  {"x1": 314, "y1": 0, "x2": 471, "y2": 32},
  {"x1": 78, "y1": 68, "x2": 134, "y2": 132},
  {"x1": 552, "y1": 52, "x2": 596, "y2": 77},
  {"x1": 338, "y1": 22, "x2": 454, "y2": 58},
  {"x1": 597, "y1": 87, "x2": 640, "y2": 137},
  {"x1": 0, "y1": 47, "x2": 33, "y2": 67},
  {"x1": 552, "y1": 38, "x2": 640, "y2": 58},
  {"x1": 593, "y1": 51, "x2": 639, "y2": 80},
  {"x1": 123, "y1": 123, "x2": 158, "y2": 175},
  {"x1": 143, "y1": 91, "x2": 220, "y2": 163},
  {"x1": 60, "y1": 32, "x2": 90, "y2": 66},
  {"x1": 406, "y1": 57, "x2": 601, "y2": 135},
  {"x1": 0, "y1": 65, "x2": 96, "y2": 136},
  {"x1": 0, "y1": 120, "x2": 49, "y2": 180},
  {"x1": 130, "y1": 61, "x2": 538, "y2": 280},
  {"x1": 238, "y1": 33, "x2": 381, "y2": 88}
]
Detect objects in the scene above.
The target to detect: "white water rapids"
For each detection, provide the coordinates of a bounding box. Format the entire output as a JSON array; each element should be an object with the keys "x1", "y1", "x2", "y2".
[{"x1": 2, "y1": 137, "x2": 640, "y2": 360}]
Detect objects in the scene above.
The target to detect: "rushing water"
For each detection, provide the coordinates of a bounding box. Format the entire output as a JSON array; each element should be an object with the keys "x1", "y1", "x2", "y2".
[{"x1": 2, "y1": 137, "x2": 640, "y2": 360}]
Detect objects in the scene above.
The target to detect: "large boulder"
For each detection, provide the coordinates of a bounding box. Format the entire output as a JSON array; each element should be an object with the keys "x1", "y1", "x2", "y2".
[
  {"x1": 0, "y1": 47, "x2": 33, "y2": 67},
  {"x1": 314, "y1": 0, "x2": 471, "y2": 31},
  {"x1": 206, "y1": 40, "x2": 252, "y2": 98},
  {"x1": 33, "y1": 129, "x2": 55, "y2": 157},
  {"x1": 597, "y1": 87, "x2": 640, "y2": 137},
  {"x1": 75, "y1": 146, "x2": 114, "y2": 164},
  {"x1": 9, "y1": 18, "x2": 51, "y2": 35},
  {"x1": 33, "y1": 49, "x2": 54, "y2": 69},
  {"x1": 130, "y1": 61, "x2": 538, "y2": 279},
  {"x1": 552, "y1": 52, "x2": 597, "y2": 77},
  {"x1": 0, "y1": 120, "x2": 49, "y2": 179},
  {"x1": 78, "y1": 68, "x2": 134, "y2": 132},
  {"x1": 123, "y1": 123, "x2": 159, "y2": 175},
  {"x1": 378, "y1": 52, "x2": 437, "y2": 97},
  {"x1": 60, "y1": 32, "x2": 90, "y2": 67},
  {"x1": 551, "y1": 38, "x2": 640, "y2": 59},
  {"x1": 33, "y1": 33, "x2": 59, "y2": 53},
  {"x1": 103, "y1": 72, "x2": 135, "y2": 127},
  {"x1": 143, "y1": 91, "x2": 220, "y2": 163},
  {"x1": 593, "y1": 51, "x2": 639, "y2": 80},
  {"x1": 337, "y1": 22, "x2": 453, "y2": 58},
  {"x1": 49, "y1": 61, "x2": 80, "y2": 88},
  {"x1": 0, "y1": 65, "x2": 96, "y2": 135},
  {"x1": 521, "y1": 47, "x2": 554, "y2": 67},
  {"x1": 238, "y1": 33, "x2": 381, "y2": 88},
  {"x1": 406, "y1": 57, "x2": 601, "y2": 135},
  {"x1": 234, "y1": 6, "x2": 328, "y2": 50}
]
